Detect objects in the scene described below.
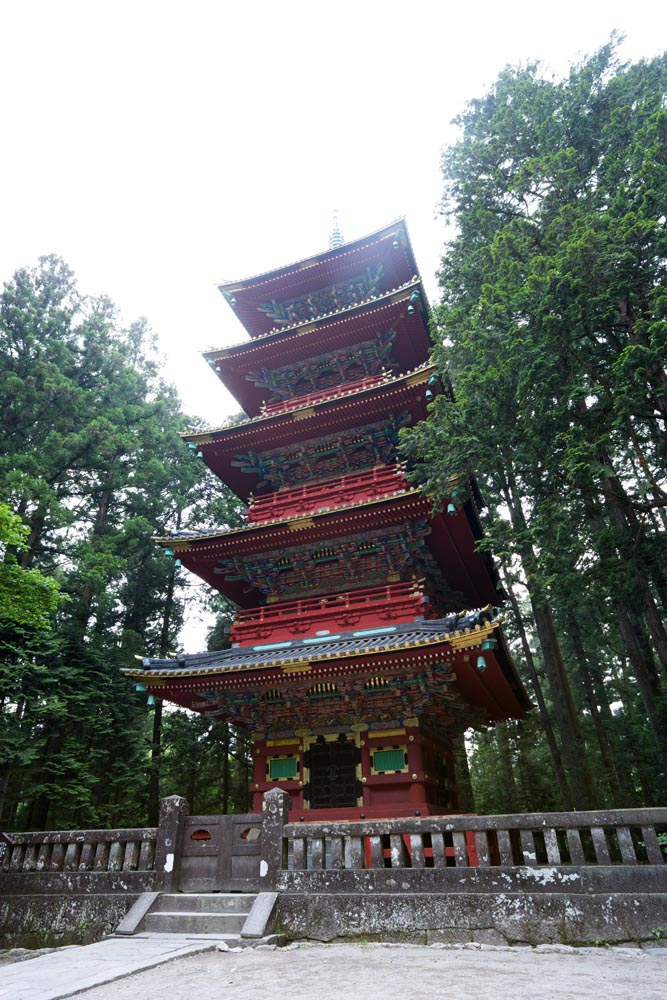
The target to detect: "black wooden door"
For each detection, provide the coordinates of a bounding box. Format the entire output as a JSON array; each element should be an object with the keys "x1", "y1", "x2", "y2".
[
  {"x1": 178, "y1": 813, "x2": 263, "y2": 892},
  {"x1": 307, "y1": 738, "x2": 358, "y2": 809}
]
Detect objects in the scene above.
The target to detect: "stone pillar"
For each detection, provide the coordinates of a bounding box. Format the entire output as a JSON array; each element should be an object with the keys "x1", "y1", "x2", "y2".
[
  {"x1": 260, "y1": 788, "x2": 289, "y2": 889},
  {"x1": 154, "y1": 795, "x2": 189, "y2": 892},
  {"x1": 0, "y1": 832, "x2": 12, "y2": 869}
]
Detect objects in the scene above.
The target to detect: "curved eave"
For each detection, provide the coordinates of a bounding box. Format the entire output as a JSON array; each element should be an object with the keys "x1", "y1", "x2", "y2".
[
  {"x1": 124, "y1": 619, "x2": 530, "y2": 722},
  {"x1": 452, "y1": 629, "x2": 533, "y2": 717},
  {"x1": 181, "y1": 364, "x2": 437, "y2": 496},
  {"x1": 203, "y1": 281, "x2": 429, "y2": 415},
  {"x1": 155, "y1": 488, "x2": 502, "y2": 609},
  {"x1": 217, "y1": 219, "x2": 419, "y2": 339},
  {"x1": 126, "y1": 624, "x2": 494, "y2": 679},
  {"x1": 156, "y1": 487, "x2": 429, "y2": 549},
  {"x1": 207, "y1": 278, "x2": 426, "y2": 359},
  {"x1": 208, "y1": 285, "x2": 429, "y2": 417}
]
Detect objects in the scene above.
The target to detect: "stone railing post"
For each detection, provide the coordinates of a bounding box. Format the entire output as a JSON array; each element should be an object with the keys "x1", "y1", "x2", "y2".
[
  {"x1": 260, "y1": 788, "x2": 290, "y2": 889},
  {"x1": 154, "y1": 795, "x2": 189, "y2": 892},
  {"x1": 0, "y1": 832, "x2": 12, "y2": 871}
]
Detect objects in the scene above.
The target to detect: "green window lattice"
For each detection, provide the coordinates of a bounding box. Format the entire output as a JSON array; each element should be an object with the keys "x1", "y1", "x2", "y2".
[
  {"x1": 268, "y1": 756, "x2": 298, "y2": 780},
  {"x1": 373, "y1": 749, "x2": 406, "y2": 773}
]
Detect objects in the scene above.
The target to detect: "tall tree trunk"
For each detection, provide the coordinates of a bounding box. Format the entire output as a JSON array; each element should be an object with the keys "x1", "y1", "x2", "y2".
[
  {"x1": 71, "y1": 474, "x2": 115, "y2": 636},
  {"x1": 577, "y1": 467, "x2": 665, "y2": 739},
  {"x1": 528, "y1": 599, "x2": 599, "y2": 808},
  {"x1": 19, "y1": 507, "x2": 46, "y2": 569},
  {"x1": 26, "y1": 727, "x2": 62, "y2": 829},
  {"x1": 452, "y1": 731, "x2": 475, "y2": 812},
  {"x1": 515, "y1": 718, "x2": 548, "y2": 810},
  {"x1": 147, "y1": 698, "x2": 163, "y2": 827},
  {"x1": 147, "y1": 559, "x2": 178, "y2": 825},
  {"x1": 502, "y1": 467, "x2": 598, "y2": 809},
  {"x1": 597, "y1": 449, "x2": 667, "y2": 675},
  {"x1": 495, "y1": 722, "x2": 519, "y2": 812},
  {"x1": 616, "y1": 600, "x2": 663, "y2": 729},
  {"x1": 503, "y1": 578, "x2": 572, "y2": 808},
  {"x1": 564, "y1": 612, "x2": 628, "y2": 805}
]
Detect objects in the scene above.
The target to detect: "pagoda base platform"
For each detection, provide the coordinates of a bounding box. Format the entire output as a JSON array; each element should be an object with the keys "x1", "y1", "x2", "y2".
[
  {"x1": 280, "y1": 805, "x2": 464, "y2": 822},
  {"x1": 251, "y1": 722, "x2": 460, "y2": 819}
]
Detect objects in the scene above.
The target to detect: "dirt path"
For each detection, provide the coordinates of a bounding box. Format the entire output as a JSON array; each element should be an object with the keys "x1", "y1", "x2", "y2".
[{"x1": 72, "y1": 942, "x2": 666, "y2": 1000}]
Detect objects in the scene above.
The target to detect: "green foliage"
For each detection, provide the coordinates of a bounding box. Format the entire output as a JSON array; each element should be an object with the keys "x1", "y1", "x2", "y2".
[
  {"x1": 205, "y1": 593, "x2": 237, "y2": 652},
  {"x1": 160, "y1": 711, "x2": 251, "y2": 814},
  {"x1": 0, "y1": 255, "x2": 245, "y2": 830},
  {"x1": 468, "y1": 718, "x2": 562, "y2": 815},
  {"x1": 0, "y1": 504, "x2": 60, "y2": 631},
  {"x1": 403, "y1": 39, "x2": 667, "y2": 810}
]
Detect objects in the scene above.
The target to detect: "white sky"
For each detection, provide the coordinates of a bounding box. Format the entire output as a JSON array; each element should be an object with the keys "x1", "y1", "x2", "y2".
[
  {"x1": 2, "y1": 1, "x2": 663, "y2": 649},
  {"x1": 1, "y1": 2, "x2": 664, "y2": 426}
]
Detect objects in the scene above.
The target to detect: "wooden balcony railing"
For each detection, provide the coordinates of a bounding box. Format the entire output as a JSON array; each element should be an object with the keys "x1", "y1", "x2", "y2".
[
  {"x1": 283, "y1": 809, "x2": 667, "y2": 870},
  {"x1": 246, "y1": 465, "x2": 408, "y2": 524},
  {"x1": 230, "y1": 580, "x2": 430, "y2": 645},
  {"x1": 259, "y1": 372, "x2": 393, "y2": 418}
]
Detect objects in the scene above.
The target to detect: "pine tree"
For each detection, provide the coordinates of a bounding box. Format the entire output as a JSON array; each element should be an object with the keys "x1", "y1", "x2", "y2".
[{"x1": 402, "y1": 40, "x2": 667, "y2": 809}]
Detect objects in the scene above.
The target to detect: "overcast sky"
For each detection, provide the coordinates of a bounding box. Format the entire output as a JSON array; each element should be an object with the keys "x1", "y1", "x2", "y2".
[{"x1": 1, "y1": 1, "x2": 665, "y2": 428}]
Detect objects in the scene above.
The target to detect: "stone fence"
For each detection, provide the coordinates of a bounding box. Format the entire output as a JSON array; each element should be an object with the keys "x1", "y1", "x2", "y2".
[
  {"x1": 0, "y1": 797, "x2": 189, "y2": 945},
  {"x1": 1, "y1": 826, "x2": 156, "y2": 883},
  {"x1": 272, "y1": 802, "x2": 667, "y2": 945},
  {"x1": 2, "y1": 796, "x2": 667, "y2": 947},
  {"x1": 0, "y1": 796, "x2": 186, "y2": 897},
  {"x1": 282, "y1": 806, "x2": 667, "y2": 871}
]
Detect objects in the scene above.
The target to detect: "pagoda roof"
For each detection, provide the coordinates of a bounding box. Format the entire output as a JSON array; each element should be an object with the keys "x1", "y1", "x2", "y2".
[
  {"x1": 183, "y1": 363, "x2": 438, "y2": 497},
  {"x1": 217, "y1": 219, "x2": 419, "y2": 340},
  {"x1": 123, "y1": 610, "x2": 531, "y2": 726},
  {"x1": 203, "y1": 279, "x2": 430, "y2": 417},
  {"x1": 155, "y1": 487, "x2": 501, "y2": 609}
]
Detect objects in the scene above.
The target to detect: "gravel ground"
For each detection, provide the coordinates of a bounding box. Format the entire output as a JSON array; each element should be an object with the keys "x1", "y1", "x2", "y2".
[{"x1": 70, "y1": 941, "x2": 667, "y2": 1000}]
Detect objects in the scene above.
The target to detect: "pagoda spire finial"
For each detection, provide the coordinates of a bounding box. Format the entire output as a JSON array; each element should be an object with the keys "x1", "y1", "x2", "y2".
[{"x1": 329, "y1": 209, "x2": 344, "y2": 250}]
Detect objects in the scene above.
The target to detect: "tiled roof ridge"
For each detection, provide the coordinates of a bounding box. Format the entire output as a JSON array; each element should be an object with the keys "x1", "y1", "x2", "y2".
[
  {"x1": 182, "y1": 359, "x2": 434, "y2": 439},
  {"x1": 203, "y1": 276, "x2": 424, "y2": 357},
  {"x1": 152, "y1": 484, "x2": 425, "y2": 546},
  {"x1": 126, "y1": 606, "x2": 498, "y2": 674},
  {"x1": 216, "y1": 218, "x2": 407, "y2": 291}
]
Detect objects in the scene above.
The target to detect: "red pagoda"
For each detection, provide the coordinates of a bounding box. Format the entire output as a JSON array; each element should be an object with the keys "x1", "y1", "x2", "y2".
[{"x1": 125, "y1": 219, "x2": 529, "y2": 819}]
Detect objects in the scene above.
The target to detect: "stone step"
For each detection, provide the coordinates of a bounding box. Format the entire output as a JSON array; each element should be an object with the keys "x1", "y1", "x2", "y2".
[
  {"x1": 153, "y1": 893, "x2": 256, "y2": 914},
  {"x1": 133, "y1": 931, "x2": 244, "y2": 943},
  {"x1": 130, "y1": 931, "x2": 287, "y2": 949},
  {"x1": 145, "y1": 910, "x2": 247, "y2": 934}
]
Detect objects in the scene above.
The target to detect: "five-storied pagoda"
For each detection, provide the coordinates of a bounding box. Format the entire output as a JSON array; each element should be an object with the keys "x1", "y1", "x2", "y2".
[{"x1": 125, "y1": 219, "x2": 530, "y2": 819}]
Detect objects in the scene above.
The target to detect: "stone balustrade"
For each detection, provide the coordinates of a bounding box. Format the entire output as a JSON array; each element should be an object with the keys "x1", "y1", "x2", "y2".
[
  {"x1": 3, "y1": 794, "x2": 667, "y2": 947},
  {"x1": 1, "y1": 827, "x2": 157, "y2": 875},
  {"x1": 283, "y1": 808, "x2": 667, "y2": 871}
]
